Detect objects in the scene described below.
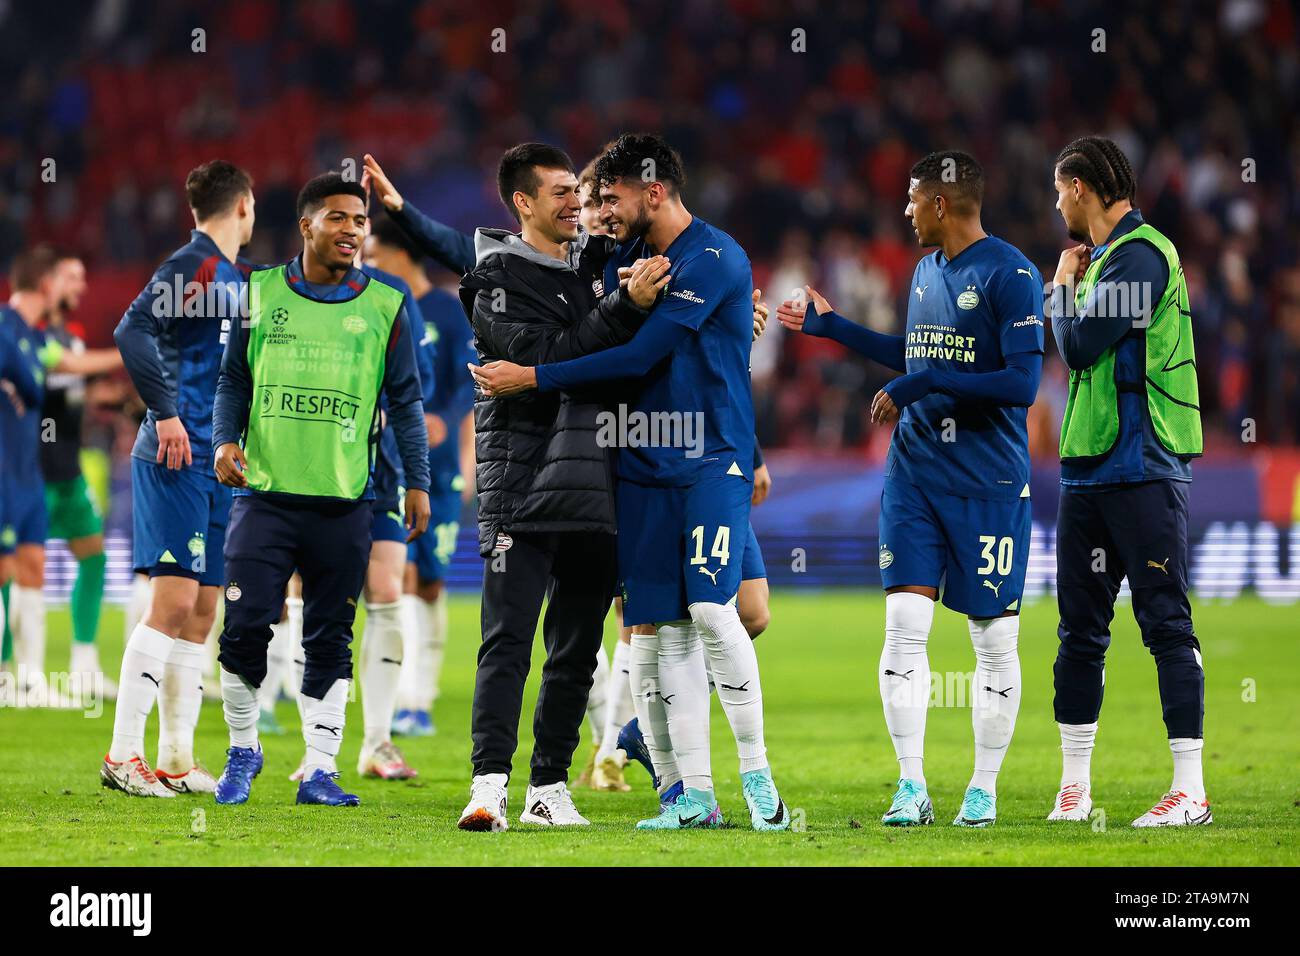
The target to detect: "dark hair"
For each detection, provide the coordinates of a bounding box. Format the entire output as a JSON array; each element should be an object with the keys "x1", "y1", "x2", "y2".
[
  {"x1": 185, "y1": 160, "x2": 253, "y2": 221},
  {"x1": 8, "y1": 243, "x2": 60, "y2": 291},
  {"x1": 297, "y1": 171, "x2": 367, "y2": 218},
  {"x1": 368, "y1": 216, "x2": 423, "y2": 261},
  {"x1": 1055, "y1": 136, "x2": 1136, "y2": 209},
  {"x1": 909, "y1": 150, "x2": 984, "y2": 209},
  {"x1": 496, "y1": 143, "x2": 576, "y2": 223},
  {"x1": 593, "y1": 133, "x2": 687, "y2": 194}
]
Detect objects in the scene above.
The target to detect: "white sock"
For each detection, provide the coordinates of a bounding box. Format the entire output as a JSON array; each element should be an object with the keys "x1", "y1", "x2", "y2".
[
  {"x1": 655, "y1": 620, "x2": 711, "y2": 792},
  {"x1": 1059, "y1": 722, "x2": 1097, "y2": 787},
  {"x1": 14, "y1": 584, "x2": 46, "y2": 679},
  {"x1": 598, "y1": 641, "x2": 635, "y2": 759},
  {"x1": 124, "y1": 575, "x2": 150, "y2": 644},
  {"x1": 259, "y1": 619, "x2": 290, "y2": 713},
  {"x1": 204, "y1": 599, "x2": 221, "y2": 681},
  {"x1": 108, "y1": 624, "x2": 174, "y2": 761},
  {"x1": 426, "y1": 591, "x2": 447, "y2": 704},
  {"x1": 285, "y1": 596, "x2": 305, "y2": 701},
  {"x1": 287, "y1": 595, "x2": 306, "y2": 723},
  {"x1": 969, "y1": 615, "x2": 1021, "y2": 795},
  {"x1": 360, "y1": 601, "x2": 403, "y2": 749},
  {"x1": 302, "y1": 678, "x2": 350, "y2": 776},
  {"x1": 396, "y1": 594, "x2": 425, "y2": 711},
  {"x1": 1170, "y1": 737, "x2": 1205, "y2": 799},
  {"x1": 220, "y1": 666, "x2": 260, "y2": 750},
  {"x1": 628, "y1": 631, "x2": 679, "y2": 792},
  {"x1": 158, "y1": 638, "x2": 205, "y2": 772},
  {"x1": 689, "y1": 601, "x2": 768, "y2": 774},
  {"x1": 880, "y1": 591, "x2": 934, "y2": 785},
  {"x1": 586, "y1": 645, "x2": 610, "y2": 741}
]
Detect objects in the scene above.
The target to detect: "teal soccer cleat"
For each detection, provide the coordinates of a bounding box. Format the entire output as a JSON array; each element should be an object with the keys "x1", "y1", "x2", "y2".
[
  {"x1": 881, "y1": 778, "x2": 934, "y2": 826},
  {"x1": 741, "y1": 767, "x2": 790, "y2": 831},
  {"x1": 636, "y1": 791, "x2": 724, "y2": 830},
  {"x1": 953, "y1": 786, "x2": 997, "y2": 827}
]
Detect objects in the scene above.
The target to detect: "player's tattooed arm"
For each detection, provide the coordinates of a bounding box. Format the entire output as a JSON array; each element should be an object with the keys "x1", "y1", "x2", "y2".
[{"x1": 777, "y1": 285, "x2": 906, "y2": 371}]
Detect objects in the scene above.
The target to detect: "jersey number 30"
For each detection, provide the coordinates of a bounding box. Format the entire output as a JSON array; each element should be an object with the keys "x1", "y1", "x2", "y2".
[{"x1": 977, "y1": 535, "x2": 1014, "y2": 576}]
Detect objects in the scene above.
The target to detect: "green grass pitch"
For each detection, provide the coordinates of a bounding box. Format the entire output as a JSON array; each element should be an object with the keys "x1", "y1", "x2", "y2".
[{"x1": 1, "y1": 591, "x2": 1296, "y2": 866}]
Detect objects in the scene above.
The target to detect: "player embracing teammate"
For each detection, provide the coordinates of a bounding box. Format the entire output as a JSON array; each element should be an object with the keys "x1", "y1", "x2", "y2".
[
  {"x1": 779, "y1": 151, "x2": 1045, "y2": 828},
  {"x1": 472, "y1": 134, "x2": 789, "y2": 831}
]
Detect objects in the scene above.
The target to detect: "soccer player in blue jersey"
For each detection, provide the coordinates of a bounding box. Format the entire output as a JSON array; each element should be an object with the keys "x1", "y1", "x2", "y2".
[
  {"x1": 362, "y1": 217, "x2": 475, "y2": 739},
  {"x1": 777, "y1": 151, "x2": 1045, "y2": 828},
  {"x1": 0, "y1": 250, "x2": 57, "y2": 698},
  {"x1": 352, "y1": 246, "x2": 437, "y2": 780},
  {"x1": 363, "y1": 149, "x2": 777, "y2": 802},
  {"x1": 470, "y1": 134, "x2": 788, "y2": 832},
  {"x1": 1, "y1": 246, "x2": 121, "y2": 707},
  {"x1": 102, "y1": 161, "x2": 256, "y2": 797}
]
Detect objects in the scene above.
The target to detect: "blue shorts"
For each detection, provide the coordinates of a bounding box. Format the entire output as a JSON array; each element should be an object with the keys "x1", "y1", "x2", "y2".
[
  {"x1": 407, "y1": 490, "x2": 461, "y2": 583},
  {"x1": 617, "y1": 474, "x2": 752, "y2": 627},
  {"x1": 131, "y1": 457, "x2": 232, "y2": 586},
  {"x1": 370, "y1": 499, "x2": 407, "y2": 544},
  {"x1": 878, "y1": 476, "x2": 1030, "y2": 618},
  {"x1": 0, "y1": 475, "x2": 46, "y2": 554},
  {"x1": 741, "y1": 522, "x2": 766, "y2": 580}
]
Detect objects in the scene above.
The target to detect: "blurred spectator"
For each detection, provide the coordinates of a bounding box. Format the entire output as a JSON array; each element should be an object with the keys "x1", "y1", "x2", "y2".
[{"x1": 1, "y1": 0, "x2": 1295, "y2": 452}]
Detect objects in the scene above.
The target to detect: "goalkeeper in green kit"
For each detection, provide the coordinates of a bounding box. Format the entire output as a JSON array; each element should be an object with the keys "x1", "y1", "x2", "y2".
[{"x1": 210, "y1": 172, "x2": 431, "y2": 807}]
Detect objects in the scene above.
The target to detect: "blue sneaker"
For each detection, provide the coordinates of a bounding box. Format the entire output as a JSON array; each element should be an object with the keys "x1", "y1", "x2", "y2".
[
  {"x1": 882, "y1": 778, "x2": 933, "y2": 826},
  {"x1": 953, "y1": 786, "x2": 996, "y2": 827},
  {"x1": 215, "y1": 746, "x2": 263, "y2": 805},
  {"x1": 411, "y1": 709, "x2": 436, "y2": 737},
  {"x1": 391, "y1": 709, "x2": 416, "y2": 736},
  {"x1": 741, "y1": 767, "x2": 790, "y2": 831},
  {"x1": 658, "y1": 779, "x2": 685, "y2": 813},
  {"x1": 617, "y1": 717, "x2": 657, "y2": 786},
  {"x1": 296, "y1": 769, "x2": 361, "y2": 807}
]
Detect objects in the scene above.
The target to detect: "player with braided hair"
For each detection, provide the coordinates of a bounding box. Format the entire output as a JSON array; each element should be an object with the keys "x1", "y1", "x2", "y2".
[{"x1": 1048, "y1": 135, "x2": 1208, "y2": 828}]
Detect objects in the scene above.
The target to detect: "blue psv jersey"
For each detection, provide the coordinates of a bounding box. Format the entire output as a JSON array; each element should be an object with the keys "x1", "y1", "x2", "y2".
[
  {"x1": 117, "y1": 230, "x2": 247, "y2": 471},
  {"x1": 417, "y1": 287, "x2": 475, "y2": 494},
  {"x1": 0, "y1": 307, "x2": 46, "y2": 481},
  {"x1": 604, "y1": 218, "x2": 756, "y2": 487},
  {"x1": 888, "y1": 235, "x2": 1045, "y2": 501}
]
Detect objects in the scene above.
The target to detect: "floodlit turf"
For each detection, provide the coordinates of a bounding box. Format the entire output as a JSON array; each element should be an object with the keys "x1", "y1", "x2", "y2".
[{"x1": 1, "y1": 592, "x2": 1296, "y2": 866}]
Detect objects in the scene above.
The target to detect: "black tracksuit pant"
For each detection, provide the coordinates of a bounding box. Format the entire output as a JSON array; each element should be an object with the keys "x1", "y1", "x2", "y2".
[
  {"x1": 1053, "y1": 479, "x2": 1204, "y2": 738},
  {"x1": 218, "y1": 494, "x2": 371, "y2": 700},
  {"x1": 472, "y1": 530, "x2": 618, "y2": 785}
]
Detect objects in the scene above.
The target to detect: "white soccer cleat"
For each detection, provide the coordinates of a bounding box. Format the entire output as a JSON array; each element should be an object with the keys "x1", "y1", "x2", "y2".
[
  {"x1": 358, "y1": 740, "x2": 418, "y2": 780},
  {"x1": 1131, "y1": 790, "x2": 1212, "y2": 828},
  {"x1": 458, "y1": 773, "x2": 509, "y2": 831},
  {"x1": 156, "y1": 765, "x2": 218, "y2": 795},
  {"x1": 100, "y1": 754, "x2": 176, "y2": 798},
  {"x1": 1047, "y1": 782, "x2": 1093, "y2": 821},
  {"x1": 519, "y1": 782, "x2": 591, "y2": 826}
]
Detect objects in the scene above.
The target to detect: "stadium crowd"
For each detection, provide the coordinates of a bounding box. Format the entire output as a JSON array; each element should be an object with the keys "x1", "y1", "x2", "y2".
[{"x1": 2, "y1": 0, "x2": 1297, "y2": 457}]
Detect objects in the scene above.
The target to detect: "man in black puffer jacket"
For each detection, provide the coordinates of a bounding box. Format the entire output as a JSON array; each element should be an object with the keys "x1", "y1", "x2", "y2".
[{"x1": 454, "y1": 143, "x2": 670, "y2": 830}]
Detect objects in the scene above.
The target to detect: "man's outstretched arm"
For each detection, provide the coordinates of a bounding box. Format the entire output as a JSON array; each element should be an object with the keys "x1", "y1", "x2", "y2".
[{"x1": 364, "y1": 153, "x2": 475, "y2": 275}]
